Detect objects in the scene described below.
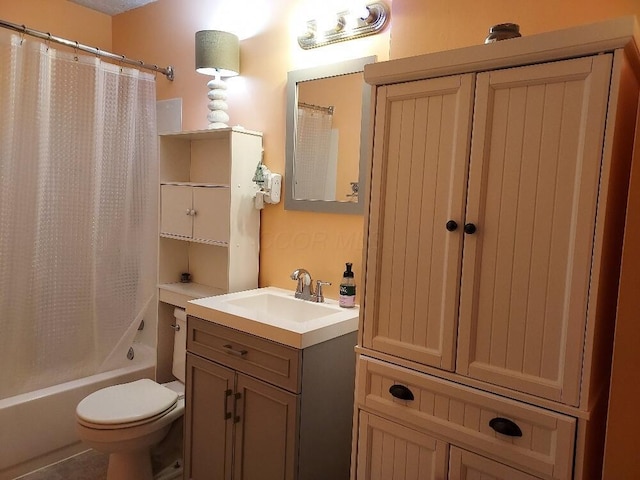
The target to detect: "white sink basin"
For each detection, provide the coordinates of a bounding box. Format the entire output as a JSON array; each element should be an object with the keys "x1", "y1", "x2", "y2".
[{"x1": 186, "y1": 287, "x2": 359, "y2": 348}]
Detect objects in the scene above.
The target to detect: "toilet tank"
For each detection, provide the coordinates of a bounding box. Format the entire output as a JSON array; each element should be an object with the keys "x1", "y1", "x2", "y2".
[{"x1": 172, "y1": 308, "x2": 187, "y2": 383}]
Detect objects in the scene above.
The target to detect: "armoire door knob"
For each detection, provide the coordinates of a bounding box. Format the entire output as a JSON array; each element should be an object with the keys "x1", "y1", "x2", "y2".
[
  {"x1": 464, "y1": 223, "x2": 477, "y2": 234},
  {"x1": 445, "y1": 220, "x2": 458, "y2": 232}
]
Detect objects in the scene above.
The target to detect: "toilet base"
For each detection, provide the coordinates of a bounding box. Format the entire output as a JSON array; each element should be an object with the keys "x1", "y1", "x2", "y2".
[{"x1": 107, "y1": 448, "x2": 153, "y2": 480}]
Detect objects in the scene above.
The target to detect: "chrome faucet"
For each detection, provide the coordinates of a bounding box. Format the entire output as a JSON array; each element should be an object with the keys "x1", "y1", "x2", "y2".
[
  {"x1": 290, "y1": 268, "x2": 331, "y2": 302},
  {"x1": 291, "y1": 268, "x2": 313, "y2": 300}
]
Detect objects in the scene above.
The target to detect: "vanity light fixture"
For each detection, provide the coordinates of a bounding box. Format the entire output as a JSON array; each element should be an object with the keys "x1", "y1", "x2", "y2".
[
  {"x1": 297, "y1": 1, "x2": 390, "y2": 50},
  {"x1": 195, "y1": 30, "x2": 240, "y2": 129}
]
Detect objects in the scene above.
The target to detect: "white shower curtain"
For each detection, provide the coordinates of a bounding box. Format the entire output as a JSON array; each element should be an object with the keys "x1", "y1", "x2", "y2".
[{"x1": 0, "y1": 29, "x2": 158, "y2": 398}]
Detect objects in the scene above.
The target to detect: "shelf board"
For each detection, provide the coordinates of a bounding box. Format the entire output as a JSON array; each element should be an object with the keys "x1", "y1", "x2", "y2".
[
  {"x1": 160, "y1": 182, "x2": 230, "y2": 188},
  {"x1": 160, "y1": 233, "x2": 229, "y2": 247},
  {"x1": 159, "y1": 126, "x2": 263, "y2": 140},
  {"x1": 158, "y1": 282, "x2": 226, "y2": 309}
]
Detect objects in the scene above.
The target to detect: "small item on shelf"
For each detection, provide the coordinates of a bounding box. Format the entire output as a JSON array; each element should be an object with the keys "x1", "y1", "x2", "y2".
[
  {"x1": 485, "y1": 23, "x2": 522, "y2": 43},
  {"x1": 180, "y1": 272, "x2": 191, "y2": 283},
  {"x1": 339, "y1": 262, "x2": 356, "y2": 308}
]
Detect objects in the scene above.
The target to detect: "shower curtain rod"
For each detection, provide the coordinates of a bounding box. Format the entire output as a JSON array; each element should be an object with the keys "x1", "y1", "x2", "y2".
[
  {"x1": 0, "y1": 18, "x2": 174, "y2": 81},
  {"x1": 298, "y1": 102, "x2": 334, "y2": 114}
]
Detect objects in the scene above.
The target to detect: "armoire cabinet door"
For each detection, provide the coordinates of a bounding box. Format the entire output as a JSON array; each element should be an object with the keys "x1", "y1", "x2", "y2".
[
  {"x1": 355, "y1": 411, "x2": 449, "y2": 480},
  {"x1": 456, "y1": 55, "x2": 613, "y2": 405},
  {"x1": 363, "y1": 73, "x2": 475, "y2": 371},
  {"x1": 449, "y1": 447, "x2": 541, "y2": 480}
]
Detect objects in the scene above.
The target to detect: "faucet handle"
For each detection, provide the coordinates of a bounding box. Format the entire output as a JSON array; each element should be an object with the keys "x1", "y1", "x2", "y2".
[{"x1": 314, "y1": 280, "x2": 331, "y2": 303}]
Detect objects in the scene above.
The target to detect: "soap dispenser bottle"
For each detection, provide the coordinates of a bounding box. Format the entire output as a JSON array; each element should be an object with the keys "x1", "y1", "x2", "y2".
[{"x1": 339, "y1": 262, "x2": 356, "y2": 308}]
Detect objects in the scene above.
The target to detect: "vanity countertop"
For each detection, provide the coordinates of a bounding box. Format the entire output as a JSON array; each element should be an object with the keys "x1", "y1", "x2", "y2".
[{"x1": 186, "y1": 286, "x2": 359, "y2": 349}]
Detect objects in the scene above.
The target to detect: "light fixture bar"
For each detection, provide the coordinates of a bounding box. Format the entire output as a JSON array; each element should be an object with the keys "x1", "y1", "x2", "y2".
[{"x1": 297, "y1": 2, "x2": 390, "y2": 50}]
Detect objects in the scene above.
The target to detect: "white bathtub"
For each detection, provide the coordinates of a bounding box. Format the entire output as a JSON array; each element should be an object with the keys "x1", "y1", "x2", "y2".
[{"x1": 0, "y1": 344, "x2": 155, "y2": 479}]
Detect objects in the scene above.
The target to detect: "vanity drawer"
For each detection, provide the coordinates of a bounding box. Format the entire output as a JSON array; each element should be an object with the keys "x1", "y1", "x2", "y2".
[
  {"x1": 188, "y1": 315, "x2": 302, "y2": 393},
  {"x1": 355, "y1": 356, "x2": 575, "y2": 480}
]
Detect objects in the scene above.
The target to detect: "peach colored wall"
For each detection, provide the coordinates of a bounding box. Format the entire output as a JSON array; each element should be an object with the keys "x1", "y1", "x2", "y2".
[
  {"x1": 389, "y1": 0, "x2": 640, "y2": 58},
  {"x1": 0, "y1": 0, "x2": 111, "y2": 49},
  {"x1": 112, "y1": 0, "x2": 391, "y2": 299},
  {"x1": 604, "y1": 121, "x2": 640, "y2": 478}
]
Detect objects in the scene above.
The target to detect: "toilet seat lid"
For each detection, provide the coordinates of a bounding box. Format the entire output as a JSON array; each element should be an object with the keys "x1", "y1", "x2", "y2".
[{"x1": 76, "y1": 378, "x2": 178, "y2": 425}]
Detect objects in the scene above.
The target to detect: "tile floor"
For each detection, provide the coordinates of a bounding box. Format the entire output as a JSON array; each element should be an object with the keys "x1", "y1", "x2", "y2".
[
  {"x1": 15, "y1": 449, "x2": 183, "y2": 480},
  {"x1": 16, "y1": 450, "x2": 108, "y2": 480},
  {"x1": 16, "y1": 419, "x2": 184, "y2": 479}
]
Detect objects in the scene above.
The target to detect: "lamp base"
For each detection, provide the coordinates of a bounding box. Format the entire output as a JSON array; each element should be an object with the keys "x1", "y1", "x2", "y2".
[
  {"x1": 207, "y1": 122, "x2": 229, "y2": 129},
  {"x1": 206, "y1": 76, "x2": 230, "y2": 129}
]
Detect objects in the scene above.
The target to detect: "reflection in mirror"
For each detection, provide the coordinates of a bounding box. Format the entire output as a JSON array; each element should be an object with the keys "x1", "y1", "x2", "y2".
[{"x1": 285, "y1": 56, "x2": 376, "y2": 215}]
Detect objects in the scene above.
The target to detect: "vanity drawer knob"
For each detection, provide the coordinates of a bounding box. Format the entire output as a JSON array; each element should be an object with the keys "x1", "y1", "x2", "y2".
[
  {"x1": 489, "y1": 417, "x2": 522, "y2": 437},
  {"x1": 389, "y1": 384, "x2": 414, "y2": 401}
]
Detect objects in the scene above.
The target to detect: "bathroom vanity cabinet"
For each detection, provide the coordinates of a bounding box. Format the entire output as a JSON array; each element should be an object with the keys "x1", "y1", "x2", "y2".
[
  {"x1": 185, "y1": 315, "x2": 357, "y2": 480},
  {"x1": 156, "y1": 128, "x2": 261, "y2": 382},
  {"x1": 351, "y1": 18, "x2": 640, "y2": 480}
]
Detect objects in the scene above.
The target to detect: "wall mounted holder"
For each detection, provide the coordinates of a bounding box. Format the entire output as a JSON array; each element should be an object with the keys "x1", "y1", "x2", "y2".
[{"x1": 253, "y1": 160, "x2": 282, "y2": 209}]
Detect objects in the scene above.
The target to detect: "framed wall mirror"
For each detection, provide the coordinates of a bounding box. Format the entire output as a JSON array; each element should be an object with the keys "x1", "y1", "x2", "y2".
[{"x1": 285, "y1": 56, "x2": 376, "y2": 215}]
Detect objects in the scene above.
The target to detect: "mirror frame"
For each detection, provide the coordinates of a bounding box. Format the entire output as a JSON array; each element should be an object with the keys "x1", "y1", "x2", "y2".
[{"x1": 285, "y1": 56, "x2": 376, "y2": 215}]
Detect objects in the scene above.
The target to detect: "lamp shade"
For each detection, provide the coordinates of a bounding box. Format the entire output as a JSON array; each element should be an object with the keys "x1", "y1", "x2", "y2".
[{"x1": 195, "y1": 30, "x2": 240, "y2": 77}]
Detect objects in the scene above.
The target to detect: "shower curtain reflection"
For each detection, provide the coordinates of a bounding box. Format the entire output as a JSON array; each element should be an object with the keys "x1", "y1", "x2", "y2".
[
  {"x1": 0, "y1": 29, "x2": 158, "y2": 399},
  {"x1": 294, "y1": 104, "x2": 338, "y2": 201}
]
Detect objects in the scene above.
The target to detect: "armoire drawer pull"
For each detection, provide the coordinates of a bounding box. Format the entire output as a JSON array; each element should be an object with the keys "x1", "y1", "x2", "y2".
[
  {"x1": 389, "y1": 384, "x2": 415, "y2": 401},
  {"x1": 489, "y1": 417, "x2": 523, "y2": 437}
]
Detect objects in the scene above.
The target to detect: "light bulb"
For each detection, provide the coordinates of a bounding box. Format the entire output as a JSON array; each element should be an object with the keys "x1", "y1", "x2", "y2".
[{"x1": 355, "y1": 4, "x2": 371, "y2": 21}]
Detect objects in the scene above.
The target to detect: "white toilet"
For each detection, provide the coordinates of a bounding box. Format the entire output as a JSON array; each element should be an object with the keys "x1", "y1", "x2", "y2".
[{"x1": 76, "y1": 308, "x2": 187, "y2": 480}]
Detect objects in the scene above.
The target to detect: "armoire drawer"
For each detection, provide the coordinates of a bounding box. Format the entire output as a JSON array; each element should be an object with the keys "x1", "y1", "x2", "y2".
[
  {"x1": 355, "y1": 356, "x2": 575, "y2": 480},
  {"x1": 187, "y1": 315, "x2": 302, "y2": 393}
]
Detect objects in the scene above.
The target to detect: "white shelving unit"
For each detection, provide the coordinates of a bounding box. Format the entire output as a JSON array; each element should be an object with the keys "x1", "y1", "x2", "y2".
[{"x1": 156, "y1": 126, "x2": 263, "y2": 382}]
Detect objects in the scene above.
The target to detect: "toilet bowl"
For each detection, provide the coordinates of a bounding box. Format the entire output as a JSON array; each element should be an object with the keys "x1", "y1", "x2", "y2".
[{"x1": 76, "y1": 308, "x2": 187, "y2": 480}]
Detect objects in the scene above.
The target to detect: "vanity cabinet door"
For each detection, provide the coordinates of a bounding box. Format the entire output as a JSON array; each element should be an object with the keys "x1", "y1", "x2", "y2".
[
  {"x1": 232, "y1": 373, "x2": 298, "y2": 480},
  {"x1": 456, "y1": 55, "x2": 613, "y2": 405},
  {"x1": 354, "y1": 411, "x2": 449, "y2": 479},
  {"x1": 185, "y1": 354, "x2": 298, "y2": 480},
  {"x1": 362, "y1": 73, "x2": 475, "y2": 371},
  {"x1": 185, "y1": 352, "x2": 234, "y2": 480}
]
